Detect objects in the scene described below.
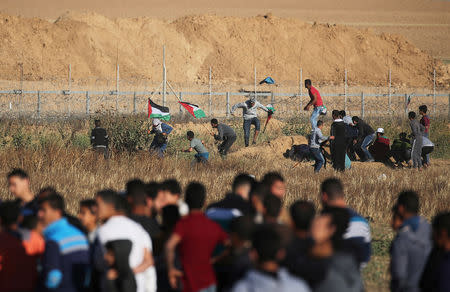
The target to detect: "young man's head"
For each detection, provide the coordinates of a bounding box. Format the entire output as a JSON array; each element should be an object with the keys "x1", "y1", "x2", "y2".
[
  {"x1": 432, "y1": 212, "x2": 450, "y2": 251},
  {"x1": 251, "y1": 224, "x2": 284, "y2": 267},
  {"x1": 419, "y1": 105, "x2": 427, "y2": 115},
  {"x1": 38, "y1": 192, "x2": 65, "y2": 227},
  {"x1": 7, "y1": 168, "x2": 32, "y2": 201},
  {"x1": 160, "y1": 179, "x2": 182, "y2": 206},
  {"x1": 211, "y1": 118, "x2": 219, "y2": 128},
  {"x1": 376, "y1": 128, "x2": 384, "y2": 138},
  {"x1": 332, "y1": 110, "x2": 341, "y2": 120},
  {"x1": 187, "y1": 131, "x2": 195, "y2": 141},
  {"x1": 146, "y1": 181, "x2": 160, "y2": 215},
  {"x1": 185, "y1": 182, "x2": 206, "y2": 211},
  {"x1": 230, "y1": 216, "x2": 254, "y2": 248},
  {"x1": 263, "y1": 194, "x2": 282, "y2": 223},
  {"x1": 399, "y1": 132, "x2": 408, "y2": 140},
  {"x1": 290, "y1": 200, "x2": 316, "y2": 236},
  {"x1": 0, "y1": 200, "x2": 21, "y2": 229},
  {"x1": 352, "y1": 116, "x2": 360, "y2": 125},
  {"x1": 261, "y1": 172, "x2": 286, "y2": 199},
  {"x1": 319, "y1": 206, "x2": 350, "y2": 247},
  {"x1": 78, "y1": 199, "x2": 98, "y2": 232},
  {"x1": 317, "y1": 120, "x2": 324, "y2": 129},
  {"x1": 95, "y1": 119, "x2": 101, "y2": 127},
  {"x1": 126, "y1": 179, "x2": 150, "y2": 216},
  {"x1": 96, "y1": 190, "x2": 122, "y2": 221},
  {"x1": 304, "y1": 79, "x2": 312, "y2": 90},
  {"x1": 394, "y1": 190, "x2": 419, "y2": 221},
  {"x1": 249, "y1": 182, "x2": 269, "y2": 215},
  {"x1": 339, "y1": 110, "x2": 346, "y2": 118},
  {"x1": 320, "y1": 177, "x2": 345, "y2": 207},
  {"x1": 232, "y1": 173, "x2": 256, "y2": 200},
  {"x1": 408, "y1": 111, "x2": 416, "y2": 120}
]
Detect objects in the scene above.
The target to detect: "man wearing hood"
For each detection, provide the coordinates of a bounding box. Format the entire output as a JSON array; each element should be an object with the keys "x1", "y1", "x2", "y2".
[
  {"x1": 231, "y1": 96, "x2": 272, "y2": 147},
  {"x1": 150, "y1": 119, "x2": 173, "y2": 158},
  {"x1": 390, "y1": 191, "x2": 432, "y2": 292}
]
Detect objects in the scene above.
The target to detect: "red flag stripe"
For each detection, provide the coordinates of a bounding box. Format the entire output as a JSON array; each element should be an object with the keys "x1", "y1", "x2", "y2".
[{"x1": 179, "y1": 102, "x2": 197, "y2": 118}]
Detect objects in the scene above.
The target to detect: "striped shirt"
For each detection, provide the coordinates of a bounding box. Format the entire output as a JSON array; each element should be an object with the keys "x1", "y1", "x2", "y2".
[{"x1": 343, "y1": 208, "x2": 372, "y2": 268}]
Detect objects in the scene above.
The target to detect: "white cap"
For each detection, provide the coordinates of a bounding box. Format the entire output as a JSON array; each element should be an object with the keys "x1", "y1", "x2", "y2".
[
  {"x1": 152, "y1": 118, "x2": 161, "y2": 126},
  {"x1": 376, "y1": 128, "x2": 384, "y2": 134}
]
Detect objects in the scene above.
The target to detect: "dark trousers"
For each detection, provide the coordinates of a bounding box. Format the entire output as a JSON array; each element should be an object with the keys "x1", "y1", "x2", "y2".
[
  {"x1": 243, "y1": 118, "x2": 260, "y2": 147},
  {"x1": 219, "y1": 136, "x2": 237, "y2": 156},
  {"x1": 331, "y1": 142, "x2": 346, "y2": 171},
  {"x1": 94, "y1": 146, "x2": 109, "y2": 159}
]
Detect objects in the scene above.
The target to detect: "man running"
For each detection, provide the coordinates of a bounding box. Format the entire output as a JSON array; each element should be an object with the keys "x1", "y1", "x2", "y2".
[
  {"x1": 211, "y1": 119, "x2": 236, "y2": 157},
  {"x1": 304, "y1": 79, "x2": 326, "y2": 130},
  {"x1": 184, "y1": 131, "x2": 209, "y2": 166},
  {"x1": 231, "y1": 96, "x2": 272, "y2": 147}
]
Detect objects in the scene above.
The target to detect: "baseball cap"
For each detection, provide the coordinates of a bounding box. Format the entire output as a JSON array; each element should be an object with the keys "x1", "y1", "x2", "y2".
[{"x1": 376, "y1": 128, "x2": 384, "y2": 134}]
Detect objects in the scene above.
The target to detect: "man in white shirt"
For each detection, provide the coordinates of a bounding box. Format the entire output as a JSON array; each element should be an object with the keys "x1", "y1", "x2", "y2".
[{"x1": 95, "y1": 190, "x2": 156, "y2": 292}]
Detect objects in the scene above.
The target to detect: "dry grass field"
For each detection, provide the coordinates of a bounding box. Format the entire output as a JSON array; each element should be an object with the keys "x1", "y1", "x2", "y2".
[{"x1": 0, "y1": 115, "x2": 448, "y2": 290}]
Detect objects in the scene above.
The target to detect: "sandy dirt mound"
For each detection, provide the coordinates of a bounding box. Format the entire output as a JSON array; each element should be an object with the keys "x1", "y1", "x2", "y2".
[
  {"x1": 229, "y1": 135, "x2": 308, "y2": 159},
  {"x1": 0, "y1": 12, "x2": 448, "y2": 88}
]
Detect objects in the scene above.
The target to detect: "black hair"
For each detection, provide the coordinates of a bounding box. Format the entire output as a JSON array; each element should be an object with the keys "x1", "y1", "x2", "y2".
[
  {"x1": 320, "y1": 177, "x2": 344, "y2": 200},
  {"x1": 263, "y1": 194, "x2": 282, "y2": 218},
  {"x1": 352, "y1": 116, "x2": 360, "y2": 123},
  {"x1": 317, "y1": 120, "x2": 323, "y2": 127},
  {"x1": 162, "y1": 205, "x2": 181, "y2": 232},
  {"x1": 249, "y1": 182, "x2": 269, "y2": 201},
  {"x1": 146, "y1": 181, "x2": 160, "y2": 200},
  {"x1": 126, "y1": 179, "x2": 145, "y2": 195},
  {"x1": 96, "y1": 189, "x2": 122, "y2": 211},
  {"x1": 332, "y1": 110, "x2": 340, "y2": 118},
  {"x1": 396, "y1": 190, "x2": 419, "y2": 214},
  {"x1": 321, "y1": 206, "x2": 350, "y2": 247},
  {"x1": 399, "y1": 132, "x2": 407, "y2": 139},
  {"x1": 7, "y1": 168, "x2": 29, "y2": 180},
  {"x1": 0, "y1": 200, "x2": 21, "y2": 227},
  {"x1": 39, "y1": 192, "x2": 65, "y2": 213},
  {"x1": 187, "y1": 131, "x2": 194, "y2": 139},
  {"x1": 290, "y1": 200, "x2": 316, "y2": 231},
  {"x1": 261, "y1": 172, "x2": 284, "y2": 188},
  {"x1": 80, "y1": 199, "x2": 98, "y2": 215},
  {"x1": 232, "y1": 173, "x2": 256, "y2": 193},
  {"x1": 160, "y1": 179, "x2": 182, "y2": 195},
  {"x1": 230, "y1": 216, "x2": 254, "y2": 241},
  {"x1": 185, "y1": 182, "x2": 206, "y2": 210},
  {"x1": 116, "y1": 195, "x2": 131, "y2": 215},
  {"x1": 340, "y1": 110, "x2": 346, "y2": 117},
  {"x1": 211, "y1": 118, "x2": 218, "y2": 125},
  {"x1": 304, "y1": 79, "x2": 312, "y2": 86},
  {"x1": 432, "y1": 212, "x2": 450, "y2": 237},
  {"x1": 252, "y1": 224, "x2": 282, "y2": 262},
  {"x1": 129, "y1": 186, "x2": 148, "y2": 207},
  {"x1": 95, "y1": 119, "x2": 101, "y2": 127},
  {"x1": 408, "y1": 111, "x2": 416, "y2": 119},
  {"x1": 419, "y1": 105, "x2": 427, "y2": 114}
]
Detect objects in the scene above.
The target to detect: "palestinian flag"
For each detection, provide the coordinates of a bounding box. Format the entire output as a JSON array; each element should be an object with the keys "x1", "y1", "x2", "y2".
[
  {"x1": 148, "y1": 99, "x2": 170, "y2": 120},
  {"x1": 266, "y1": 104, "x2": 276, "y2": 112},
  {"x1": 179, "y1": 101, "x2": 206, "y2": 119}
]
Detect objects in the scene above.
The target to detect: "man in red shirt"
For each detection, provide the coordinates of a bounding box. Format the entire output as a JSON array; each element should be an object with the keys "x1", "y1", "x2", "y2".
[
  {"x1": 166, "y1": 182, "x2": 228, "y2": 292},
  {"x1": 369, "y1": 128, "x2": 393, "y2": 166},
  {"x1": 304, "y1": 79, "x2": 325, "y2": 130},
  {"x1": 419, "y1": 105, "x2": 431, "y2": 166}
]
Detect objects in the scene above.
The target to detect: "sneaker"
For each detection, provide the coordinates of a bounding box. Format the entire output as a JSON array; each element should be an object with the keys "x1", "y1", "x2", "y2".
[{"x1": 367, "y1": 159, "x2": 375, "y2": 162}]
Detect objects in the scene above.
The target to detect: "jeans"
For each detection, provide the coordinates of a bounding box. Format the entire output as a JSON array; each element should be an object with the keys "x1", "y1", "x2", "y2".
[
  {"x1": 198, "y1": 285, "x2": 216, "y2": 292},
  {"x1": 150, "y1": 140, "x2": 167, "y2": 158},
  {"x1": 310, "y1": 147, "x2": 324, "y2": 173},
  {"x1": 310, "y1": 106, "x2": 324, "y2": 130},
  {"x1": 192, "y1": 152, "x2": 209, "y2": 167},
  {"x1": 361, "y1": 133, "x2": 375, "y2": 161},
  {"x1": 219, "y1": 136, "x2": 236, "y2": 156},
  {"x1": 243, "y1": 117, "x2": 260, "y2": 146}
]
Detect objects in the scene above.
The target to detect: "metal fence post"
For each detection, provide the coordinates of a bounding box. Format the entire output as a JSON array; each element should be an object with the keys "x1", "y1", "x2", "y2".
[
  {"x1": 226, "y1": 92, "x2": 230, "y2": 117},
  {"x1": 361, "y1": 92, "x2": 365, "y2": 118},
  {"x1": 448, "y1": 94, "x2": 450, "y2": 119},
  {"x1": 433, "y1": 69, "x2": 436, "y2": 114},
  {"x1": 86, "y1": 91, "x2": 90, "y2": 115},
  {"x1": 133, "y1": 92, "x2": 137, "y2": 114},
  {"x1": 179, "y1": 92, "x2": 183, "y2": 114},
  {"x1": 37, "y1": 91, "x2": 41, "y2": 118},
  {"x1": 271, "y1": 92, "x2": 275, "y2": 104},
  {"x1": 404, "y1": 94, "x2": 409, "y2": 116}
]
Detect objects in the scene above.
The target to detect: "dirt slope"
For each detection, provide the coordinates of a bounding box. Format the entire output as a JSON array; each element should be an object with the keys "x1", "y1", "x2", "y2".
[{"x1": 0, "y1": 12, "x2": 448, "y2": 87}]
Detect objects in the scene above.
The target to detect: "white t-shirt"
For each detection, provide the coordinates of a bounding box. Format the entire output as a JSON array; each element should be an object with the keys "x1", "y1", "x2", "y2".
[{"x1": 98, "y1": 215, "x2": 156, "y2": 292}]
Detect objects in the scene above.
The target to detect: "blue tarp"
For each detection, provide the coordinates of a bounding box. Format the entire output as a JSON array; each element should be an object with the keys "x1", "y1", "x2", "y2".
[{"x1": 259, "y1": 77, "x2": 275, "y2": 85}]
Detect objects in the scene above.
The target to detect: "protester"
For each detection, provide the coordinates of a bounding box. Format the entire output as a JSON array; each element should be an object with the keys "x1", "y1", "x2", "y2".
[
  {"x1": 320, "y1": 178, "x2": 372, "y2": 268},
  {"x1": 340, "y1": 110, "x2": 352, "y2": 126},
  {"x1": 248, "y1": 182, "x2": 269, "y2": 224},
  {"x1": 7, "y1": 168, "x2": 39, "y2": 229},
  {"x1": 91, "y1": 119, "x2": 109, "y2": 159},
  {"x1": 261, "y1": 172, "x2": 286, "y2": 199},
  {"x1": 0, "y1": 200, "x2": 44, "y2": 292},
  {"x1": 330, "y1": 110, "x2": 347, "y2": 171},
  {"x1": 304, "y1": 79, "x2": 326, "y2": 131},
  {"x1": 391, "y1": 132, "x2": 412, "y2": 167},
  {"x1": 184, "y1": 131, "x2": 209, "y2": 166},
  {"x1": 390, "y1": 191, "x2": 432, "y2": 292},
  {"x1": 165, "y1": 182, "x2": 228, "y2": 292},
  {"x1": 159, "y1": 179, "x2": 189, "y2": 217},
  {"x1": 369, "y1": 128, "x2": 392, "y2": 166},
  {"x1": 78, "y1": 199, "x2": 99, "y2": 244},
  {"x1": 420, "y1": 211, "x2": 450, "y2": 292},
  {"x1": 421, "y1": 136, "x2": 434, "y2": 167},
  {"x1": 342, "y1": 113, "x2": 359, "y2": 161},
  {"x1": 309, "y1": 120, "x2": 328, "y2": 173},
  {"x1": 211, "y1": 118, "x2": 237, "y2": 157},
  {"x1": 231, "y1": 224, "x2": 310, "y2": 292},
  {"x1": 419, "y1": 105, "x2": 431, "y2": 166},
  {"x1": 408, "y1": 111, "x2": 426, "y2": 170},
  {"x1": 150, "y1": 118, "x2": 173, "y2": 158},
  {"x1": 38, "y1": 192, "x2": 90, "y2": 292},
  {"x1": 231, "y1": 96, "x2": 272, "y2": 147},
  {"x1": 352, "y1": 116, "x2": 375, "y2": 162},
  {"x1": 231, "y1": 173, "x2": 256, "y2": 201},
  {"x1": 96, "y1": 190, "x2": 156, "y2": 292},
  {"x1": 104, "y1": 240, "x2": 137, "y2": 292}
]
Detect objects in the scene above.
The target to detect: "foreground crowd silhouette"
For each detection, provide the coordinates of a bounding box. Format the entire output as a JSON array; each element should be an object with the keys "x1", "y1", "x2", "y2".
[{"x1": 0, "y1": 169, "x2": 449, "y2": 292}]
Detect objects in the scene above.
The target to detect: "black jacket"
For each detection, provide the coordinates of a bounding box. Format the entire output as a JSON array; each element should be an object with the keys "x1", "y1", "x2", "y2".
[
  {"x1": 356, "y1": 120, "x2": 374, "y2": 140},
  {"x1": 105, "y1": 240, "x2": 137, "y2": 292},
  {"x1": 91, "y1": 127, "x2": 109, "y2": 147}
]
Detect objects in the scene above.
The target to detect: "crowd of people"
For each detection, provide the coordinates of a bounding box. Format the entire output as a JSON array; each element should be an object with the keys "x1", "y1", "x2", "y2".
[{"x1": 0, "y1": 168, "x2": 449, "y2": 292}]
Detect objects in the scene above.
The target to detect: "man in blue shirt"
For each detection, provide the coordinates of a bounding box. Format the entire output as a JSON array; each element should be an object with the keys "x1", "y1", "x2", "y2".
[{"x1": 38, "y1": 192, "x2": 90, "y2": 292}]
